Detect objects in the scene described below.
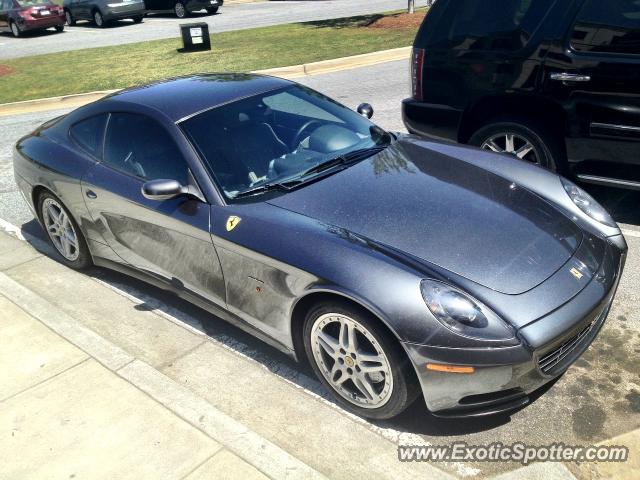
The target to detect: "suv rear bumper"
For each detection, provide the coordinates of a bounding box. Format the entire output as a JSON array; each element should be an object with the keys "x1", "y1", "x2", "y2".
[{"x1": 401, "y1": 98, "x2": 462, "y2": 143}]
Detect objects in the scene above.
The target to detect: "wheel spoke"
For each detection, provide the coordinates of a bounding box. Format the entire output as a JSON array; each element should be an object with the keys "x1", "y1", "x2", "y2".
[
  {"x1": 59, "y1": 211, "x2": 69, "y2": 230},
  {"x1": 353, "y1": 374, "x2": 379, "y2": 403},
  {"x1": 60, "y1": 236, "x2": 71, "y2": 257},
  {"x1": 64, "y1": 231, "x2": 78, "y2": 249},
  {"x1": 47, "y1": 204, "x2": 60, "y2": 225},
  {"x1": 515, "y1": 142, "x2": 534, "y2": 159},
  {"x1": 505, "y1": 134, "x2": 515, "y2": 153},
  {"x1": 483, "y1": 140, "x2": 501, "y2": 152},
  {"x1": 317, "y1": 331, "x2": 339, "y2": 358}
]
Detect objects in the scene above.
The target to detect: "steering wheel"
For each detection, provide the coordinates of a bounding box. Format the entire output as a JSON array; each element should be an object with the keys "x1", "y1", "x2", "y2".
[{"x1": 292, "y1": 120, "x2": 323, "y2": 149}]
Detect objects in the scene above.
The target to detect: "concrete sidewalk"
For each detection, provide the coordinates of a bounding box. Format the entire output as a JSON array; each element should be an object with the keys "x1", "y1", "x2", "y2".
[{"x1": 0, "y1": 229, "x2": 451, "y2": 479}]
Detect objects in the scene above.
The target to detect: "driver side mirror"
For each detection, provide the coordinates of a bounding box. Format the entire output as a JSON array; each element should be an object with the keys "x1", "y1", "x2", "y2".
[
  {"x1": 142, "y1": 179, "x2": 188, "y2": 201},
  {"x1": 357, "y1": 103, "x2": 374, "y2": 119}
]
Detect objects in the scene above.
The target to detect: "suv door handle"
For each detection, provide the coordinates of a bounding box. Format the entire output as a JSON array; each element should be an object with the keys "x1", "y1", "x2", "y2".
[{"x1": 549, "y1": 72, "x2": 591, "y2": 82}]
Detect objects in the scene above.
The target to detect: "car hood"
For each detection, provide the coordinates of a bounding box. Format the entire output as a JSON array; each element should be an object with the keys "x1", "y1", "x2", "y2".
[{"x1": 268, "y1": 137, "x2": 583, "y2": 295}]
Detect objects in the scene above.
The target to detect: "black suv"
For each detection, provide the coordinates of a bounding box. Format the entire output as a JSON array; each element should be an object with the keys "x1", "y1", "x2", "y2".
[{"x1": 403, "y1": 0, "x2": 640, "y2": 190}]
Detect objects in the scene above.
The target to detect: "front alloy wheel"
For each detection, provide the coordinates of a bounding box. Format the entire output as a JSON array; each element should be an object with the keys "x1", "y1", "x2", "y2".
[
  {"x1": 304, "y1": 302, "x2": 418, "y2": 419},
  {"x1": 311, "y1": 313, "x2": 394, "y2": 408}
]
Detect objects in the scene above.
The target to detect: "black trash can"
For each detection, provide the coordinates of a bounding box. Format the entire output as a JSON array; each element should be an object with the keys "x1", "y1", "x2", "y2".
[{"x1": 179, "y1": 22, "x2": 211, "y2": 52}]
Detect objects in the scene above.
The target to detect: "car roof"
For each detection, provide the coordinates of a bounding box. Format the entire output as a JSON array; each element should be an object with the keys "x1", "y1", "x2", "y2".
[{"x1": 102, "y1": 73, "x2": 294, "y2": 123}]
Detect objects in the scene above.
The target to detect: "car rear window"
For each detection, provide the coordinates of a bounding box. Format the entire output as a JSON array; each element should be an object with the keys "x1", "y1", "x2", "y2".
[
  {"x1": 417, "y1": 0, "x2": 556, "y2": 52},
  {"x1": 571, "y1": 0, "x2": 640, "y2": 55}
]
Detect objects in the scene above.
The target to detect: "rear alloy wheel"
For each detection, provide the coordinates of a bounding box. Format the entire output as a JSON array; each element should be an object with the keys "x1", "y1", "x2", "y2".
[
  {"x1": 10, "y1": 21, "x2": 21, "y2": 38},
  {"x1": 93, "y1": 10, "x2": 105, "y2": 27},
  {"x1": 38, "y1": 193, "x2": 92, "y2": 269},
  {"x1": 174, "y1": 1, "x2": 187, "y2": 18},
  {"x1": 469, "y1": 120, "x2": 562, "y2": 171},
  {"x1": 206, "y1": 6, "x2": 218, "y2": 14},
  {"x1": 65, "y1": 10, "x2": 75, "y2": 26},
  {"x1": 303, "y1": 302, "x2": 419, "y2": 419}
]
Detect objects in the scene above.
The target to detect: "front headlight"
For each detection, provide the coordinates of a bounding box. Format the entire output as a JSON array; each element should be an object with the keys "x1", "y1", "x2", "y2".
[
  {"x1": 420, "y1": 280, "x2": 515, "y2": 341},
  {"x1": 561, "y1": 178, "x2": 616, "y2": 228}
]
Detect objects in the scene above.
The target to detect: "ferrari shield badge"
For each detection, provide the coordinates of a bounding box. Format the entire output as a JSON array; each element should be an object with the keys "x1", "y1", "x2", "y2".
[{"x1": 226, "y1": 216, "x2": 241, "y2": 232}]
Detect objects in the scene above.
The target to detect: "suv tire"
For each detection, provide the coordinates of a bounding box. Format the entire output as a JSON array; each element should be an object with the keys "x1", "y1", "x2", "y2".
[{"x1": 469, "y1": 118, "x2": 563, "y2": 172}]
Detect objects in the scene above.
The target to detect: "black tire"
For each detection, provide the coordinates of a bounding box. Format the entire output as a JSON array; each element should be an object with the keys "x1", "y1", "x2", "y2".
[
  {"x1": 303, "y1": 301, "x2": 419, "y2": 420},
  {"x1": 93, "y1": 9, "x2": 105, "y2": 27},
  {"x1": 55, "y1": 25, "x2": 65, "y2": 32},
  {"x1": 206, "y1": 6, "x2": 218, "y2": 14},
  {"x1": 174, "y1": 1, "x2": 188, "y2": 18},
  {"x1": 10, "y1": 21, "x2": 21, "y2": 38},
  {"x1": 468, "y1": 117, "x2": 564, "y2": 172},
  {"x1": 65, "y1": 9, "x2": 75, "y2": 26},
  {"x1": 133, "y1": 15, "x2": 143, "y2": 23},
  {"x1": 37, "y1": 191, "x2": 92, "y2": 270}
]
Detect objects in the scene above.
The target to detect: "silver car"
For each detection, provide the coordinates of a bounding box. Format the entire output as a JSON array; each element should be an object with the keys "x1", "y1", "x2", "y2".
[{"x1": 63, "y1": 0, "x2": 145, "y2": 27}]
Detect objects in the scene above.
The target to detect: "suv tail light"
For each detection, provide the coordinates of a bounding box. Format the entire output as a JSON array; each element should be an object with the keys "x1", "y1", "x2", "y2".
[{"x1": 411, "y1": 47, "x2": 425, "y2": 101}]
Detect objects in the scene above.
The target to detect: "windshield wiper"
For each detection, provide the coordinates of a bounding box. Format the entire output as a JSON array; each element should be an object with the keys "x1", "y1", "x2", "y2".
[
  {"x1": 233, "y1": 181, "x2": 299, "y2": 199},
  {"x1": 298, "y1": 146, "x2": 388, "y2": 179}
]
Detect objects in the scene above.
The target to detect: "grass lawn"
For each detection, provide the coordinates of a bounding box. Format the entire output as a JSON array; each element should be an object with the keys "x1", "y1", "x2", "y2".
[{"x1": 0, "y1": 10, "x2": 425, "y2": 104}]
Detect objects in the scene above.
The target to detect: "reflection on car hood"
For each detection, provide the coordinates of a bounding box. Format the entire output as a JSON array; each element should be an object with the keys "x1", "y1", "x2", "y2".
[{"x1": 268, "y1": 137, "x2": 583, "y2": 294}]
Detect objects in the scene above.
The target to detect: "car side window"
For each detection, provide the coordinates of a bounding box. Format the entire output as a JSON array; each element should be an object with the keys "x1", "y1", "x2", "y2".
[
  {"x1": 103, "y1": 113, "x2": 189, "y2": 184},
  {"x1": 571, "y1": 0, "x2": 640, "y2": 55},
  {"x1": 427, "y1": 0, "x2": 556, "y2": 51},
  {"x1": 69, "y1": 114, "x2": 108, "y2": 158}
]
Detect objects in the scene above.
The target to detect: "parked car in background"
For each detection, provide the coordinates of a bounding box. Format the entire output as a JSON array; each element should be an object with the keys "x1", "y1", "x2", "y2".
[
  {"x1": 63, "y1": 0, "x2": 145, "y2": 27},
  {"x1": 144, "y1": 0, "x2": 222, "y2": 18},
  {"x1": 0, "y1": 0, "x2": 64, "y2": 37},
  {"x1": 403, "y1": 0, "x2": 640, "y2": 190}
]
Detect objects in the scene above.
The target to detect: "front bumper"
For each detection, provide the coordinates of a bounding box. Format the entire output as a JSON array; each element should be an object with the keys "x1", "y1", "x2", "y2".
[{"x1": 403, "y1": 238, "x2": 626, "y2": 417}]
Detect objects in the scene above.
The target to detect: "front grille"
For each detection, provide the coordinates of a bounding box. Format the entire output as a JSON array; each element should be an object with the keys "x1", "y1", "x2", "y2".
[{"x1": 538, "y1": 321, "x2": 595, "y2": 374}]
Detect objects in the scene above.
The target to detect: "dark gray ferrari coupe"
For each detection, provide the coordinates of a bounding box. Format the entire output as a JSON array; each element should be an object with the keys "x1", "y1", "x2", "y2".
[{"x1": 14, "y1": 74, "x2": 626, "y2": 420}]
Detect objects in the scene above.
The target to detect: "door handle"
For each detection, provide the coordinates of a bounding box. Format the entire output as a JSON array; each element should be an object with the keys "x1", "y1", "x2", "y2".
[
  {"x1": 549, "y1": 72, "x2": 591, "y2": 82},
  {"x1": 86, "y1": 190, "x2": 97, "y2": 199}
]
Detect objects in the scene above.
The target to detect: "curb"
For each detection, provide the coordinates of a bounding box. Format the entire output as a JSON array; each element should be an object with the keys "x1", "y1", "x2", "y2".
[{"x1": 0, "y1": 46, "x2": 411, "y2": 117}]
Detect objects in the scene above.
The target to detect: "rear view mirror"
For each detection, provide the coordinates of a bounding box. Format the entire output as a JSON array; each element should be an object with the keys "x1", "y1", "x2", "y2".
[
  {"x1": 357, "y1": 103, "x2": 374, "y2": 119},
  {"x1": 141, "y1": 179, "x2": 185, "y2": 201}
]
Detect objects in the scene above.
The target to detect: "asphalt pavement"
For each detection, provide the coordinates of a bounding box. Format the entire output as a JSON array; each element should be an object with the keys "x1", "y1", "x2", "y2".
[
  {"x1": 0, "y1": 0, "x2": 429, "y2": 60},
  {"x1": 1, "y1": 60, "x2": 640, "y2": 478}
]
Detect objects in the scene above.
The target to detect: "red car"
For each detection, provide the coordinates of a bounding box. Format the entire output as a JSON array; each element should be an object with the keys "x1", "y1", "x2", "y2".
[{"x1": 0, "y1": 0, "x2": 65, "y2": 37}]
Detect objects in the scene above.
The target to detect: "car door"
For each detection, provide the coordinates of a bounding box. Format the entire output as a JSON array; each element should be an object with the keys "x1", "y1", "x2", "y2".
[
  {"x1": 542, "y1": 0, "x2": 640, "y2": 186},
  {"x1": 80, "y1": 111, "x2": 227, "y2": 306},
  {"x1": 0, "y1": 0, "x2": 10, "y2": 30}
]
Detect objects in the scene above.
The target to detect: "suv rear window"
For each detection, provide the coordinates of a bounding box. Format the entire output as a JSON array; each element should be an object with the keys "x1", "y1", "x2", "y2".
[
  {"x1": 571, "y1": 0, "x2": 640, "y2": 54},
  {"x1": 419, "y1": 0, "x2": 556, "y2": 52}
]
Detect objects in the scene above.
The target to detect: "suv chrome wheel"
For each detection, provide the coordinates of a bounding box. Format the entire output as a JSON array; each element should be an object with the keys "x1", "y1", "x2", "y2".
[
  {"x1": 42, "y1": 198, "x2": 80, "y2": 261},
  {"x1": 310, "y1": 313, "x2": 394, "y2": 409},
  {"x1": 174, "y1": 2, "x2": 186, "y2": 17},
  {"x1": 481, "y1": 133, "x2": 540, "y2": 164}
]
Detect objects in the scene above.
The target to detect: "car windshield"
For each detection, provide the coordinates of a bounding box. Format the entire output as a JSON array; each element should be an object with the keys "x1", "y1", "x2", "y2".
[
  {"x1": 180, "y1": 84, "x2": 392, "y2": 201},
  {"x1": 15, "y1": 0, "x2": 51, "y2": 6}
]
